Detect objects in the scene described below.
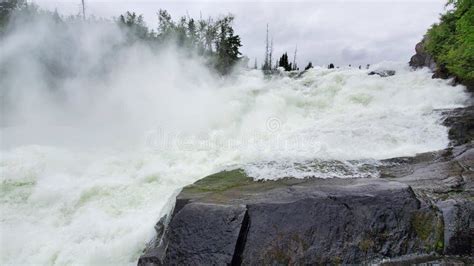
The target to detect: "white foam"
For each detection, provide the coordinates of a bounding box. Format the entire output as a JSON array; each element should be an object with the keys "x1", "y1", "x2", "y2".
[{"x1": 0, "y1": 18, "x2": 470, "y2": 265}]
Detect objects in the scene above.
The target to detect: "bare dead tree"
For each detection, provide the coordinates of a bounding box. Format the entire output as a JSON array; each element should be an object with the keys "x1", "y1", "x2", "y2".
[
  {"x1": 81, "y1": 0, "x2": 86, "y2": 20},
  {"x1": 269, "y1": 37, "x2": 273, "y2": 70},
  {"x1": 263, "y1": 24, "x2": 270, "y2": 70},
  {"x1": 292, "y1": 44, "x2": 298, "y2": 70}
]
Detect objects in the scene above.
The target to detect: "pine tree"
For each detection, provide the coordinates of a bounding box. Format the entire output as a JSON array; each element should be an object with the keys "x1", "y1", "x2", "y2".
[
  {"x1": 157, "y1": 9, "x2": 174, "y2": 41},
  {"x1": 118, "y1": 12, "x2": 149, "y2": 41},
  {"x1": 0, "y1": 0, "x2": 27, "y2": 32},
  {"x1": 278, "y1": 52, "x2": 294, "y2": 71},
  {"x1": 215, "y1": 16, "x2": 242, "y2": 74},
  {"x1": 187, "y1": 18, "x2": 197, "y2": 47}
]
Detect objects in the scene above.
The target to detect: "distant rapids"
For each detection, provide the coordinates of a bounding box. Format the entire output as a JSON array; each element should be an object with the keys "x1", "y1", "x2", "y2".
[{"x1": 0, "y1": 63, "x2": 469, "y2": 264}]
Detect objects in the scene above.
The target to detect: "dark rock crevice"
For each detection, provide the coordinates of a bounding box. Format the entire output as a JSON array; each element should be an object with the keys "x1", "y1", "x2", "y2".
[{"x1": 230, "y1": 208, "x2": 250, "y2": 266}]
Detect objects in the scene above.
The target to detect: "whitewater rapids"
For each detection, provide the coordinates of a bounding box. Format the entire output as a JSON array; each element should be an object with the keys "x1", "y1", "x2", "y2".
[{"x1": 0, "y1": 63, "x2": 469, "y2": 264}]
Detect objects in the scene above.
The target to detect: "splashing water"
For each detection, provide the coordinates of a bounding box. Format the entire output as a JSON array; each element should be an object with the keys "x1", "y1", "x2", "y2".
[
  {"x1": 1, "y1": 63, "x2": 468, "y2": 264},
  {"x1": 0, "y1": 18, "x2": 469, "y2": 265}
]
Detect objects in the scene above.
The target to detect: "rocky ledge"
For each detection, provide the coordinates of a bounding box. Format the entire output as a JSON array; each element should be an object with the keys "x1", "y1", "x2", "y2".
[
  {"x1": 138, "y1": 107, "x2": 474, "y2": 265},
  {"x1": 409, "y1": 40, "x2": 474, "y2": 93}
]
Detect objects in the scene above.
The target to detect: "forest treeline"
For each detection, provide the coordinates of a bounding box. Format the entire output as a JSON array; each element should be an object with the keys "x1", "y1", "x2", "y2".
[
  {"x1": 0, "y1": 0, "x2": 242, "y2": 75},
  {"x1": 118, "y1": 10, "x2": 242, "y2": 74}
]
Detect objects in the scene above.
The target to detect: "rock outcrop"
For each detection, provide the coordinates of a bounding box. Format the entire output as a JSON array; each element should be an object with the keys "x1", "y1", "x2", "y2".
[
  {"x1": 368, "y1": 70, "x2": 396, "y2": 77},
  {"x1": 409, "y1": 40, "x2": 473, "y2": 92},
  {"x1": 409, "y1": 41, "x2": 437, "y2": 71},
  {"x1": 138, "y1": 106, "x2": 474, "y2": 265},
  {"x1": 442, "y1": 106, "x2": 474, "y2": 146}
]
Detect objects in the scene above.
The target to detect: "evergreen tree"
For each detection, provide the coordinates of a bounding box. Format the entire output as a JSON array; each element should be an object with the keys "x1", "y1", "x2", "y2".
[
  {"x1": 157, "y1": 9, "x2": 175, "y2": 41},
  {"x1": 204, "y1": 17, "x2": 217, "y2": 52},
  {"x1": 187, "y1": 18, "x2": 197, "y2": 47},
  {"x1": 0, "y1": 0, "x2": 26, "y2": 33},
  {"x1": 118, "y1": 11, "x2": 149, "y2": 41},
  {"x1": 305, "y1": 62, "x2": 313, "y2": 70},
  {"x1": 278, "y1": 52, "x2": 293, "y2": 71},
  {"x1": 214, "y1": 16, "x2": 242, "y2": 74},
  {"x1": 425, "y1": 0, "x2": 474, "y2": 81}
]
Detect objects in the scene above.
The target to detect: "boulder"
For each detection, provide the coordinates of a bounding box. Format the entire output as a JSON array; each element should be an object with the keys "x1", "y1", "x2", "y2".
[
  {"x1": 138, "y1": 203, "x2": 247, "y2": 266},
  {"x1": 437, "y1": 199, "x2": 474, "y2": 255},
  {"x1": 441, "y1": 106, "x2": 474, "y2": 146},
  {"x1": 140, "y1": 170, "x2": 453, "y2": 264},
  {"x1": 409, "y1": 41, "x2": 437, "y2": 71},
  {"x1": 409, "y1": 40, "x2": 474, "y2": 94},
  {"x1": 368, "y1": 70, "x2": 396, "y2": 77}
]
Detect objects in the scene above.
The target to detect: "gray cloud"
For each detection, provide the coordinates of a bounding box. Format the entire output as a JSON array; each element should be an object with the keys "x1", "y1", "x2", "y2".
[
  {"x1": 341, "y1": 47, "x2": 368, "y2": 62},
  {"x1": 32, "y1": 0, "x2": 446, "y2": 67}
]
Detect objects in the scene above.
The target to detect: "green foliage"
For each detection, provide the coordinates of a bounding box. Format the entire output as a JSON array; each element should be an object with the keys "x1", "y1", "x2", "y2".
[
  {"x1": 118, "y1": 9, "x2": 242, "y2": 74},
  {"x1": 425, "y1": 0, "x2": 474, "y2": 81},
  {"x1": 0, "y1": 3, "x2": 243, "y2": 76},
  {"x1": 214, "y1": 16, "x2": 242, "y2": 74},
  {"x1": 183, "y1": 169, "x2": 252, "y2": 193},
  {"x1": 118, "y1": 11, "x2": 150, "y2": 41},
  {"x1": 0, "y1": 0, "x2": 25, "y2": 35},
  {"x1": 278, "y1": 52, "x2": 292, "y2": 71}
]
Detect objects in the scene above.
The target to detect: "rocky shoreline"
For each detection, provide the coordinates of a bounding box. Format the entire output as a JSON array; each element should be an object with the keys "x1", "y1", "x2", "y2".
[
  {"x1": 138, "y1": 105, "x2": 473, "y2": 265},
  {"x1": 410, "y1": 40, "x2": 474, "y2": 93}
]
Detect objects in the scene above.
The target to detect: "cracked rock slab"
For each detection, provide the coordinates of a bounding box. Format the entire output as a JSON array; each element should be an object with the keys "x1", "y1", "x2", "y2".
[{"x1": 139, "y1": 203, "x2": 247, "y2": 266}]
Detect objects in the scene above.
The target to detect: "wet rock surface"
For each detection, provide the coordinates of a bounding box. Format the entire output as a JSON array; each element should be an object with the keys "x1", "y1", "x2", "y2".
[
  {"x1": 442, "y1": 106, "x2": 474, "y2": 146},
  {"x1": 368, "y1": 69, "x2": 396, "y2": 77},
  {"x1": 409, "y1": 41, "x2": 437, "y2": 72},
  {"x1": 139, "y1": 203, "x2": 247, "y2": 265},
  {"x1": 139, "y1": 106, "x2": 474, "y2": 265},
  {"x1": 409, "y1": 40, "x2": 474, "y2": 93}
]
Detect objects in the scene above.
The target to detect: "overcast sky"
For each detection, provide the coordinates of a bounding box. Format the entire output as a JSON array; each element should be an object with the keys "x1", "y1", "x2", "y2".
[{"x1": 32, "y1": 0, "x2": 447, "y2": 67}]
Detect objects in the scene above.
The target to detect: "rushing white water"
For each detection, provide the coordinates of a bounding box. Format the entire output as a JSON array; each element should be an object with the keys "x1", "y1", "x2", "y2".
[
  {"x1": 0, "y1": 15, "x2": 470, "y2": 265},
  {"x1": 0, "y1": 63, "x2": 469, "y2": 264}
]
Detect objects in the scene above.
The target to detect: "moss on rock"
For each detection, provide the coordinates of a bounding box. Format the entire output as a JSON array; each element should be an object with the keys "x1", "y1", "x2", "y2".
[
  {"x1": 411, "y1": 210, "x2": 445, "y2": 254},
  {"x1": 183, "y1": 169, "x2": 253, "y2": 193}
]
